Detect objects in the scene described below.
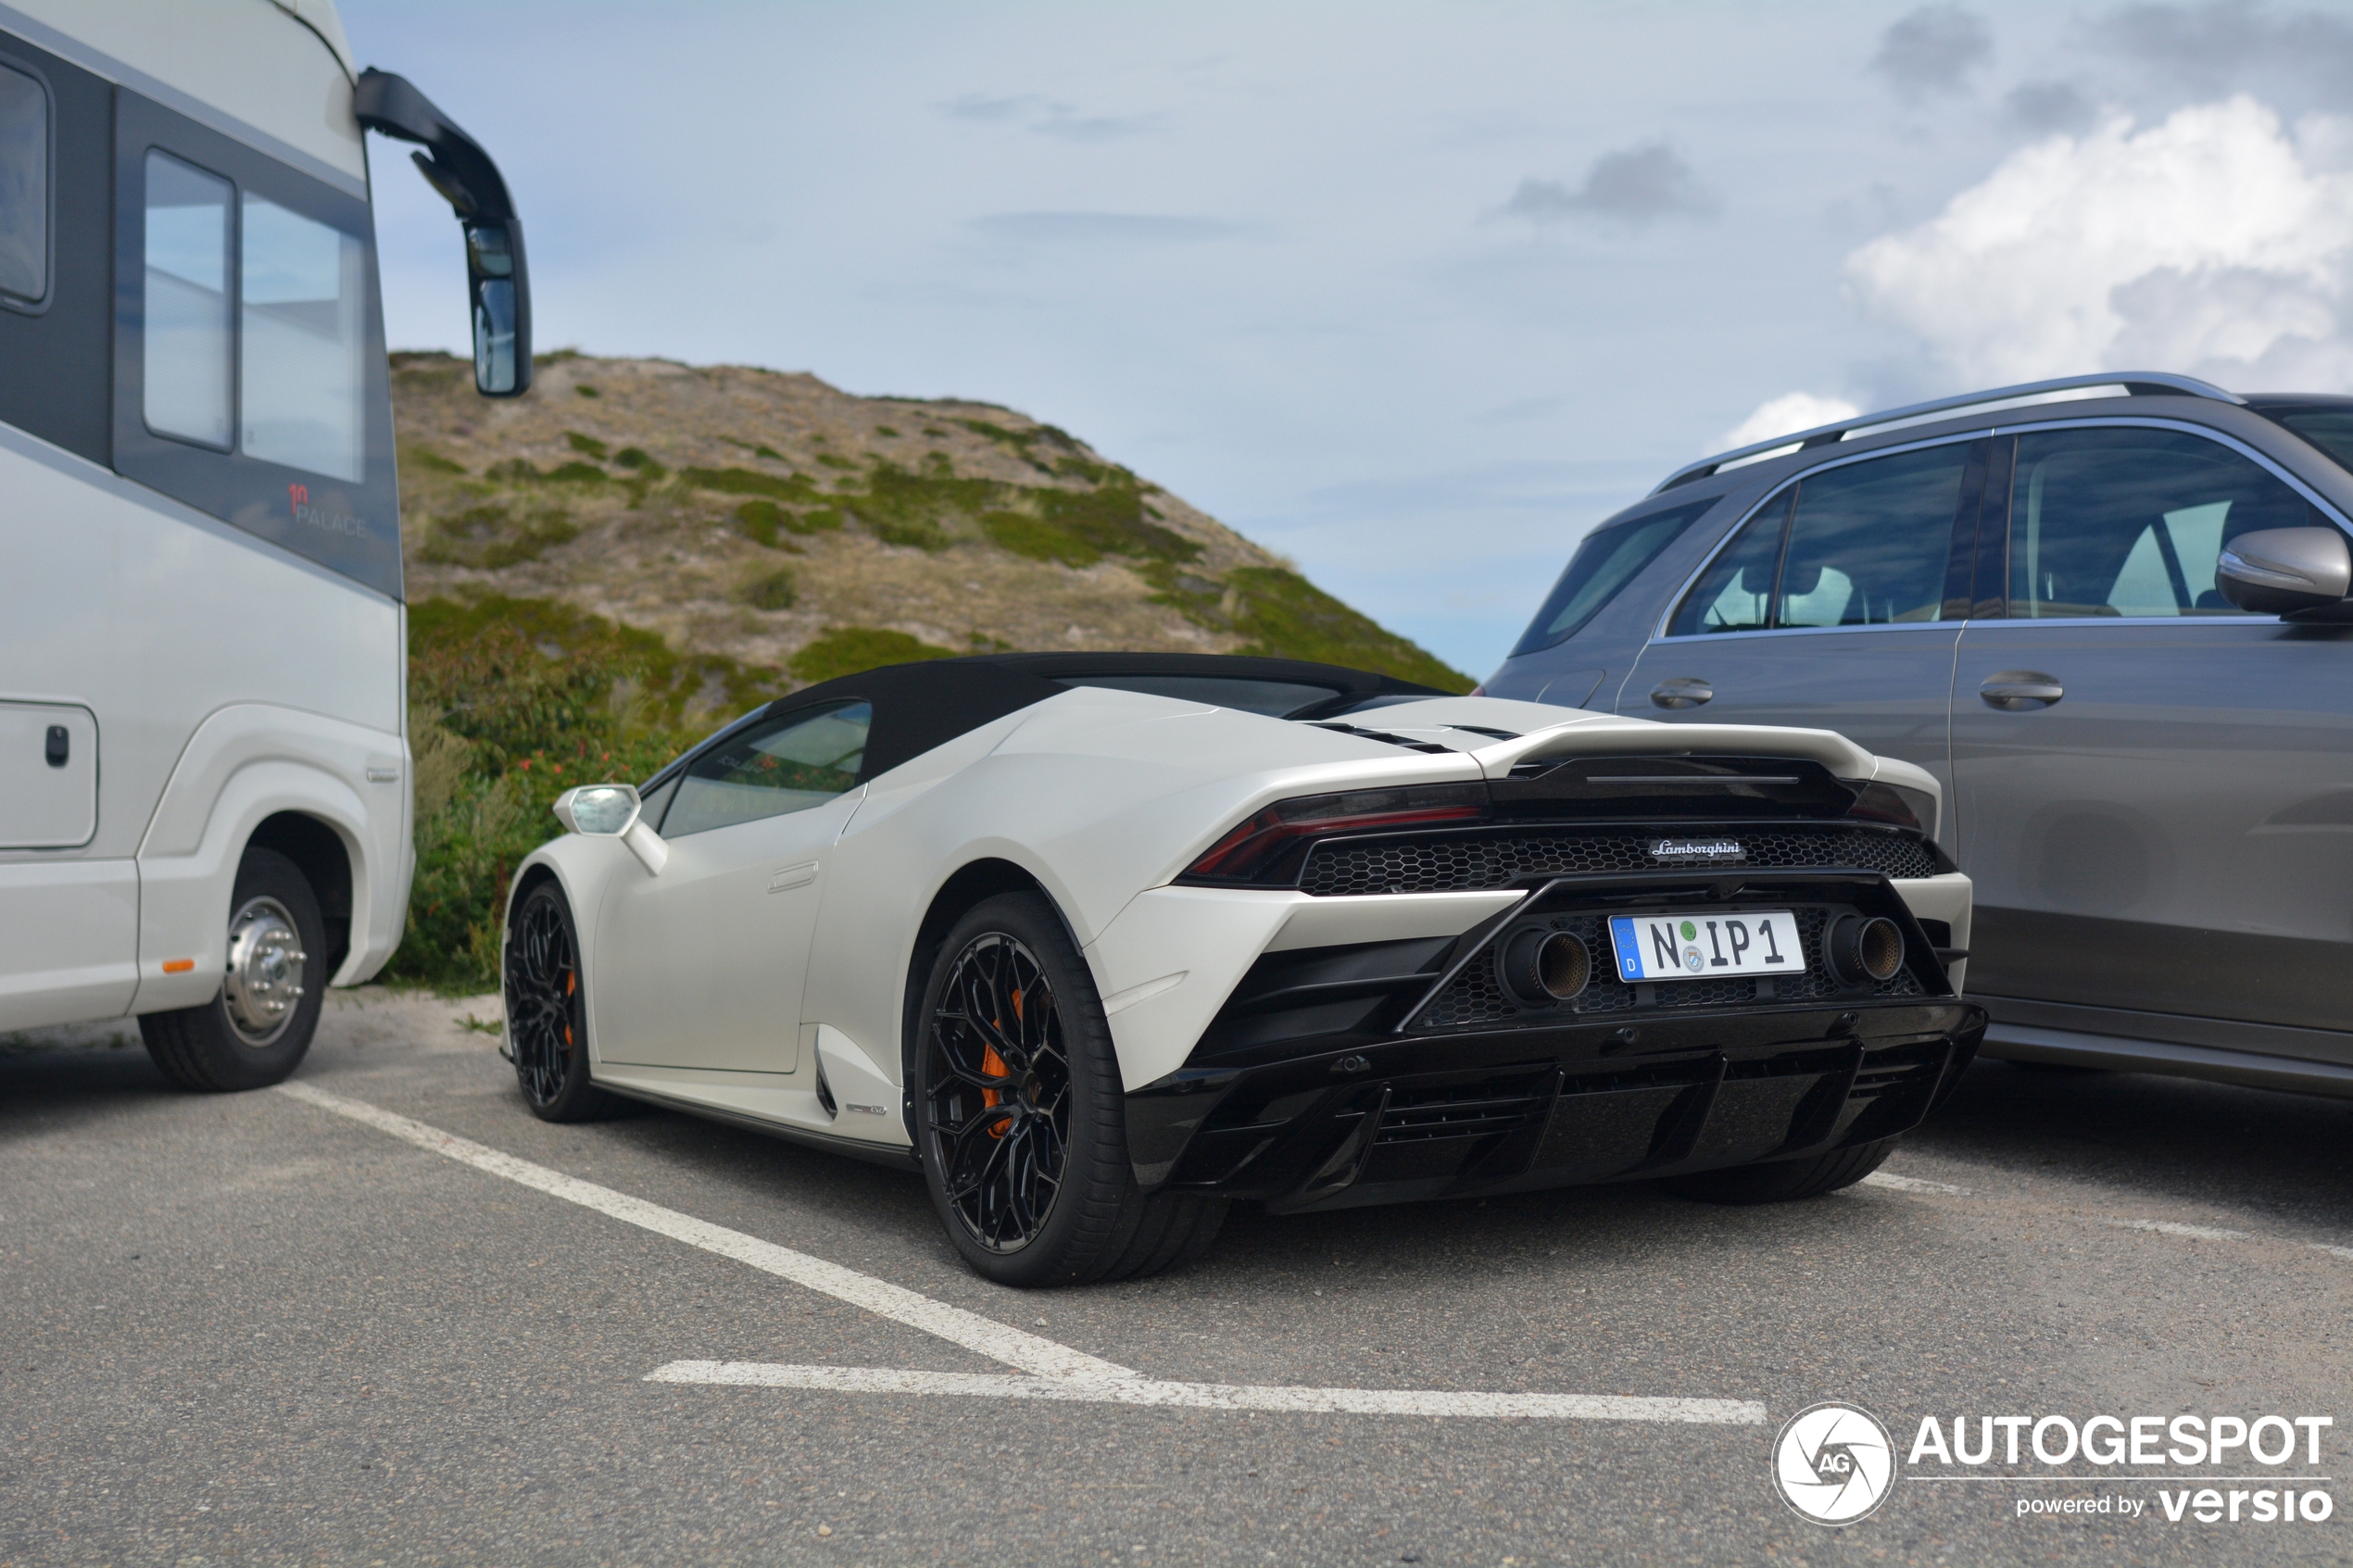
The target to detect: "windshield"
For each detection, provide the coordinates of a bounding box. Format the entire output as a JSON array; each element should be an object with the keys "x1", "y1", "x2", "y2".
[
  {"x1": 2269, "y1": 408, "x2": 2353, "y2": 478},
  {"x1": 1510, "y1": 499, "x2": 1713, "y2": 657}
]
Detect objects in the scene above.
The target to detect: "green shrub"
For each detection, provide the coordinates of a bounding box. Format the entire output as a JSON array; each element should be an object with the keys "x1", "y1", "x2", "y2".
[
  {"x1": 682, "y1": 464, "x2": 820, "y2": 503},
  {"x1": 401, "y1": 445, "x2": 467, "y2": 475},
  {"x1": 788, "y1": 626, "x2": 958, "y2": 684},
  {"x1": 564, "y1": 432, "x2": 609, "y2": 458},
  {"x1": 613, "y1": 446, "x2": 662, "y2": 473},
  {"x1": 415, "y1": 502, "x2": 579, "y2": 568},
  {"x1": 741, "y1": 567, "x2": 799, "y2": 610}
]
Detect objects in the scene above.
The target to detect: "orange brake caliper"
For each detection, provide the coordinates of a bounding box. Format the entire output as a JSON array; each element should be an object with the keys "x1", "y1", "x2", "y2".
[{"x1": 980, "y1": 1041, "x2": 1010, "y2": 1136}]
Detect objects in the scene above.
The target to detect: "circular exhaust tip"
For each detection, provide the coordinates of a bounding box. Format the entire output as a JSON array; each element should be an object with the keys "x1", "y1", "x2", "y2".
[
  {"x1": 1831, "y1": 915, "x2": 1906, "y2": 985},
  {"x1": 1502, "y1": 928, "x2": 1590, "y2": 1004},
  {"x1": 1535, "y1": 932, "x2": 1591, "y2": 999}
]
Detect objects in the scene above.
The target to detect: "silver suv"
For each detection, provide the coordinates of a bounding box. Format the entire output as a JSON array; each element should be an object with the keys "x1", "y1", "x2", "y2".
[{"x1": 1484, "y1": 373, "x2": 2353, "y2": 1098}]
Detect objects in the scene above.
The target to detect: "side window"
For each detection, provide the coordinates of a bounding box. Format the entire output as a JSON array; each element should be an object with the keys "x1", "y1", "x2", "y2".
[
  {"x1": 144, "y1": 151, "x2": 233, "y2": 447},
  {"x1": 1514, "y1": 499, "x2": 1712, "y2": 655},
  {"x1": 241, "y1": 194, "x2": 365, "y2": 482},
  {"x1": 1667, "y1": 492, "x2": 1787, "y2": 635},
  {"x1": 1666, "y1": 444, "x2": 1974, "y2": 636},
  {"x1": 0, "y1": 59, "x2": 46, "y2": 307},
  {"x1": 1775, "y1": 442, "x2": 1970, "y2": 628},
  {"x1": 2007, "y1": 428, "x2": 2320, "y2": 618},
  {"x1": 661, "y1": 702, "x2": 872, "y2": 837},
  {"x1": 113, "y1": 89, "x2": 399, "y2": 597}
]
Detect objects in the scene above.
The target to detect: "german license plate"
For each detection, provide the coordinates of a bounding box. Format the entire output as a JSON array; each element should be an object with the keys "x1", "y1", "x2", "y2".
[{"x1": 1608, "y1": 910, "x2": 1804, "y2": 982}]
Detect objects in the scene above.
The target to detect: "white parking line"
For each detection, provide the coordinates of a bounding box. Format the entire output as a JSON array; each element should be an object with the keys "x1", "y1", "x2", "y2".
[
  {"x1": 645, "y1": 1361, "x2": 1766, "y2": 1423},
  {"x1": 1860, "y1": 1170, "x2": 1970, "y2": 1195},
  {"x1": 2104, "y1": 1218, "x2": 2252, "y2": 1242},
  {"x1": 273, "y1": 1081, "x2": 1132, "y2": 1383},
  {"x1": 276, "y1": 1081, "x2": 1763, "y2": 1425}
]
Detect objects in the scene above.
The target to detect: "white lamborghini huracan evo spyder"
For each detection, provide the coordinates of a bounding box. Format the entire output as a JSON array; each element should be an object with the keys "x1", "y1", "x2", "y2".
[{"x1": 499, "y1": 654, "x2": 1983, "y2": 1286}]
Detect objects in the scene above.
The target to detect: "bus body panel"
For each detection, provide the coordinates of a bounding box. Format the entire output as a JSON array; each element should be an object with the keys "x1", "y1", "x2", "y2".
[
  {"x1": 3, "y1": 0, "x2": 365, "y2": 187},
  {"x1": 0, "y1": 0, "x2": 422, "y2": 1033}
]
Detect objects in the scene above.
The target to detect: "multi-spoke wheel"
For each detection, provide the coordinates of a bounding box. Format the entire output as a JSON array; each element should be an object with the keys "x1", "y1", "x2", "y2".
[
  {"x1": 142, "y1": 847, "x2": 329, "y2": 1092},
  {"x1": 925, "y1": 931, "x2": 1074, "y2": 1252},
  {"x1": 503, "y1": 881, "x2": 625, "y2": 1122},
  {"x1": 915, "y1": 893, "x2": 1227, "y2": 1287}
]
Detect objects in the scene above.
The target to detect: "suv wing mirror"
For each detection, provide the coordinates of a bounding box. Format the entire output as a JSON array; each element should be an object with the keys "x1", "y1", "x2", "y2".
[
  {"x1": 2216, "y1": 526, "x2": 2353, "y2": 619},
  {"x1": 551, "y1": 784, "x2": 668, "y2": 874},
  {"x1": 354, "y1": 69, "x2": 533, "y2": 397}
]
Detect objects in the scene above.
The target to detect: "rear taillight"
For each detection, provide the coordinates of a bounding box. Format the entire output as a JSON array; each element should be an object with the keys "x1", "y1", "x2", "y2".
[
  {"x1": 1846, "y1": 781, "x2": 1936, "y2": 836},
  {"x1": 1182, "y1": 783, "x2": 1488, "y2": 883}
]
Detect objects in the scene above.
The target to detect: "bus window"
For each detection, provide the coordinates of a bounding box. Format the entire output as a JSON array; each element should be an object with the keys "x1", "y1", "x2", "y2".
[
  {"x1": 143, "y1": 150, "x2": 233, "y2": 448},
  {"x1": 242, "y1": 194, "x2": 364, "y2": 482},
  {"x1": 0, "y1": 60, "x2": 44, "y2": 307}
]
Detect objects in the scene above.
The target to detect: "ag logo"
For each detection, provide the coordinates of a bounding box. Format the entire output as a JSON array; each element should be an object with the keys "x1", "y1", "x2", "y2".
[{"x1": 1772, "y1": 1401, "x2": 1895, "y2": 1524}]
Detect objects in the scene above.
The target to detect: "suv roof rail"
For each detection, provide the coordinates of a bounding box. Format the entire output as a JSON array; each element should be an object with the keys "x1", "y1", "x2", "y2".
[{"x1": 1654, "y1": 371, "x2": 2245, "y2": 494}]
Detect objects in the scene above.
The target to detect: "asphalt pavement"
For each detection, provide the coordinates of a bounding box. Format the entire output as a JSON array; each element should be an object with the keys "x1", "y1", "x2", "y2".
[{"x1": 3, "y1": 988, "x2": 2348, "y2": 1566}]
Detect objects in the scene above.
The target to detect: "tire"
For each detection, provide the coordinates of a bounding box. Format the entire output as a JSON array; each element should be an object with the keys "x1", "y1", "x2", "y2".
[
  {"x1": 1663, "y1": 1136, "x2": 1898, "y2": 1206},
  {"x1": 141, "y1": 847, "x2": 327, "y2": 1093},
  {"x1": 915, "y1": 893, "x2": 1226, "y2": 1287},
  {"x1": 502, "y1": 880, "x2": 629, "y2": 1123}
]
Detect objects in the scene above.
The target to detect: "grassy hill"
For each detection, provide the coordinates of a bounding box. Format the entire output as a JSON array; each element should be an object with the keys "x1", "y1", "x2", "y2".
[{"x1": 388, "y1": 351, "x2": 1469, "y2": 988}]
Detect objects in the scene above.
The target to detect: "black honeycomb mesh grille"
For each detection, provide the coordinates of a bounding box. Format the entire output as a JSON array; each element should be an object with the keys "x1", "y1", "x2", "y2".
[
  {"x1": 1413, "y1": 906, "x2": 1923, "y2": 1031},
  {"x1": 1299, "y1": 825, "x2": 1936, "y2": 897}
]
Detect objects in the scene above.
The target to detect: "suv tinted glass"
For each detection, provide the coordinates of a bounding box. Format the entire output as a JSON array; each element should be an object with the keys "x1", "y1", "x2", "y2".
[
  {"x1": 1668, "y1": 492, "x2": 1785, "y2": 635},
  {"x1": 1514, "y1": 500, "x2": 1711, "y2": 655},
  {"x1": 1667, "y1": 442, "x2": 1970, "y2": 635},
  {"x1": 2005, "y1": 428, "x2": 2315, "y2": 618},
  {"x1": 661, "y1": 702, "x2": 871, "y2": 836},
  {"x1": 1776, "y1": 443, "x2": 1968, "y2": 627}
]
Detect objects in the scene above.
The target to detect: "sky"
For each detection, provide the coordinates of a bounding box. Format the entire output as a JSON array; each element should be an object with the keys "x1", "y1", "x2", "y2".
[{"x1": 338, "y1": 1, "x2": 2353, "y2": 681}]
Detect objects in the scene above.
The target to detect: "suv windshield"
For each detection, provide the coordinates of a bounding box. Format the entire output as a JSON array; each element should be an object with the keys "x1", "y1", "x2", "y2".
[{"x1": 2268, "y1": 408, "x2": 2353, "y2": 478}]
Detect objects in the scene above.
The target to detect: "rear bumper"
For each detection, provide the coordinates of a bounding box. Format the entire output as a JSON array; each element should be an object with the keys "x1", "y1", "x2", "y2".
[
  {"x1": 1127, "y1": 999, "x2": 1984, "y2": 1211},
  {"x1": 1126, "y1": 866, "x2": 1982, "y2": 1211}
]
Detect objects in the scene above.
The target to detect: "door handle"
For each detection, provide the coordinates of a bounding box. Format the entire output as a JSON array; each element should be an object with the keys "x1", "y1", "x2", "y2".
[
  {"x1": 1649, "y1": 678, "x2": 1713, "y2": 710},
  {"x1": 1979, "y1": 671, "x2": 2064, "y2": 710}
]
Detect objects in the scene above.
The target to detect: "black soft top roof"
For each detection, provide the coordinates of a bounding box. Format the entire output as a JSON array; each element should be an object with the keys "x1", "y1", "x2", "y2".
[{"x1": 746, "y1": 653, "x2": 1450, "y2": 784}]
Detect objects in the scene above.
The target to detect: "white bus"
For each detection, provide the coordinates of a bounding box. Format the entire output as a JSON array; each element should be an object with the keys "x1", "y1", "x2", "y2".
[{"x1": 0, "y1": 0, "x2": 530, "y2": 1087}]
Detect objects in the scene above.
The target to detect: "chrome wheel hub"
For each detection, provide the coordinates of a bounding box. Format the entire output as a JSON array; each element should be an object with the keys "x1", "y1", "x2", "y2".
[{"x1": 223, "y1": 896, "x2": 306, "y2": 1046}]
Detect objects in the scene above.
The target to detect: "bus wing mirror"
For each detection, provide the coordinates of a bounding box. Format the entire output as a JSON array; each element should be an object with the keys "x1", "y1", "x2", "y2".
[{"x1": 354, "y1": 69, "x2": 534, "y2": 398}]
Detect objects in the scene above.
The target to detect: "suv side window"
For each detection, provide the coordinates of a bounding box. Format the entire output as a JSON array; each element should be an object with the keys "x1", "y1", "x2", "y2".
[
  {"x1": 659, "y1": 702, "x2": 871, "y2": 837},
  {"x1": 1667, "y1": 441, "x2": 1974, "y2": 635},
  {"x1": 1514, "y1": 498, "x2": 1715, "y2": 654},
  {"x1": 2004, "y1": 427, "x2": 2321, "y2": 618}
]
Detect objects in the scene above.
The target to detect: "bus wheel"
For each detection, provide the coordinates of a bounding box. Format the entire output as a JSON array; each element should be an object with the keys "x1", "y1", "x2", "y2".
[{"x1": 142, "y1": 847, "x2": 327, "y2": 1092}]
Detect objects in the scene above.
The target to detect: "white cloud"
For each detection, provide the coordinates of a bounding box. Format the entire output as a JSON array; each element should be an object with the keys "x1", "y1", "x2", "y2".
[
  {"x1": 1718, "y1": 392, "x2": 1861, "y2": 452},
  {"x1": 1843, "y1": 96, "x2": 2353, "y2": 390}
]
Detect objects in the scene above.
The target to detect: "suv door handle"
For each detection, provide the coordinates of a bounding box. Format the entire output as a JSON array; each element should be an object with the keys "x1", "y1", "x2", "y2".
[
  {"x1": 1979, "y1": 671, "x2": 2064, "y2": 710},
  {"x1": 1650, "y1": 678, "x2": 1713, "y2": 709}
]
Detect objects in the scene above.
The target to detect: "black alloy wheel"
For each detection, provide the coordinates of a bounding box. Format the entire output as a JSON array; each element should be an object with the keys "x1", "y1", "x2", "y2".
[
  {"x1": 503, "y1": 881, "x2": 626, "y2": 1122},
  {"x1": 925, "y1": 931, "x2": 1073, "y2": 1252},
  {"x1": 915, "y1": 893, "x2": 1227, "y2": 1287}
]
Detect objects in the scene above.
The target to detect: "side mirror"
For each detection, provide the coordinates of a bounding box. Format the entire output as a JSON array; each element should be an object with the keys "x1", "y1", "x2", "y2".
[
  {"x1": 2217, "y1": 527, "x2": 2353, "y2": 618},
  {"x1": 353, "y1": 69, "x2": 534, "y2": 397},
  {"x1": 551, "y1": 784, "x2": 668, "y2": 874},
  {"x1": 465, "y1": 220, "x2": 530, "y2": 396}
]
